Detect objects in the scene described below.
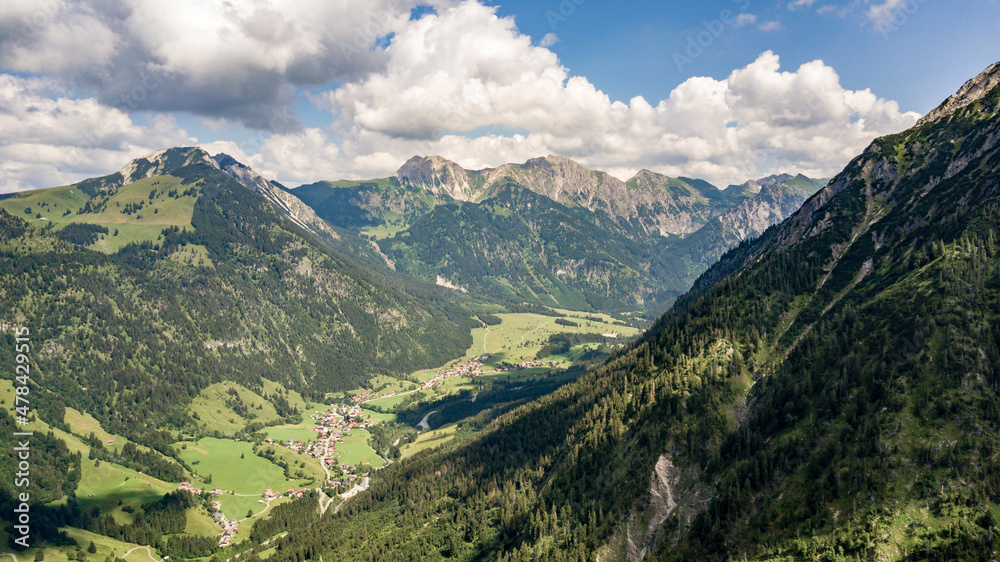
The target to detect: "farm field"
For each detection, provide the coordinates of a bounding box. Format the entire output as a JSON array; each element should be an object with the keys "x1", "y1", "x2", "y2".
[{"x1": 265, "y1": 422, "x2": 323, "y2": 444}]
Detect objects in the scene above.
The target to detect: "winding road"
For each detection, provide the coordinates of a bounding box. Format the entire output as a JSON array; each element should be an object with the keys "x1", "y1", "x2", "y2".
[
  {"x1": 121, "y1": 545, "x2": 162, "y2": 561},
  {"x1": 417, "y1": 410, "x2": 438, "y2": 431}
]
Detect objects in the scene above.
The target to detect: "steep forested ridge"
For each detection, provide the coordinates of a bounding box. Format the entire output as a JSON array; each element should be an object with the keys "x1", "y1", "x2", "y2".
[{"x1": 263, "y1": 62, "x2": 1000, "y2": 561}]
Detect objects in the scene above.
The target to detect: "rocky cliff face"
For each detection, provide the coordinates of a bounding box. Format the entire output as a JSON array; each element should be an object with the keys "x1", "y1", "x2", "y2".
[
  {"x1": 393, "y1": 154, "x2": 742, "y2": 238},
  {"x1": 662, "y1": 175, "x2": 824, "y2": 288},
  {"x1": 917, "y1": 61, "x2": 1000, "y2": 126},
  {"x1": 395, "y1": 155, "x2": 488, "y2": 202}
]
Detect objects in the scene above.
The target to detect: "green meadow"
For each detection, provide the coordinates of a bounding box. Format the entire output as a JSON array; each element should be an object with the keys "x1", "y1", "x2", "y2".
[
  {"x1": 189, "y1": 381, "x2": 285, "y2": 434},
  {"x1": 402, "y1": 423, "x2": 459, "y2": 459},
  {"x1": 333, "y1": 429, "x2": 384, "y2": 468},
  {"x1": 173, "y1": 437, "x2": 287, "y2": 494},
  {"x1": 0, "y1": 184, "x2": 91, "y2": 230},
  {"x1": 0, "y1": 174, "x2": 203, "y2": 253},
  {"x1": 265, "y1": 423, "x2": 322, "y2": 444},
  {"x1": 71, "y1": 175, "x2": 200, "y2": 253}
]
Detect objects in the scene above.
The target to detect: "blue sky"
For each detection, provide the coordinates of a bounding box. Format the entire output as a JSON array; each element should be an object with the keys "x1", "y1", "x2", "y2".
[
  {"x1": 484, "y1": 0, "x2": 1000, "y2": 113},
  {"x1": 0, "y1": 0, "x2": 997, "y2": 192}
]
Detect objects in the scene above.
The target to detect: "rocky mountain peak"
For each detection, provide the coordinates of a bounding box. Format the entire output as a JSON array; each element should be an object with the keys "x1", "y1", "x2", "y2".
[
  {"x1": 395, "y1": 155, "x2": 478, "y2": 201},
  {"x1": 522, "y1": 154, "x2": 589, "y2": 175},
  {"x1": 917, "y1": 60, "x2": 1000, "y2": 126},
  {"x1": 117, "y1": 147, "x2": 216, "y2": 185},
  {"x1": 739, "y1": 173, "x2": 795, "y2": 194},
  {"x1": 628, "y1": 169, "x2": 666, "y2": 188}
]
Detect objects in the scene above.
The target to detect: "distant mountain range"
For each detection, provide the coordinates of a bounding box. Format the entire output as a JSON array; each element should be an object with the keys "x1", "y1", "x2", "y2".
[
  {"x1": 4, "y1": 141, "x2": 825, "y2": 314},
  {"x1": 293, "y1": 154, "x2": 826, "y2": 312}
]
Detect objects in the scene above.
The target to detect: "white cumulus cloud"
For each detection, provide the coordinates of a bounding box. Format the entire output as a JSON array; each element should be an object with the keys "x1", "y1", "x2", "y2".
[
  {"x1": 284, "y1": 3, "x2": 921, "y2": 188},
  {"x1": 0, "y1": 0, "x2": 922, "y2": 192},
  {"x1": 0, "y1": 74, "x2": 193, "y2": 193},
  {"x1": 0, "y1": 0, "x2": 431, "y2": 129}
]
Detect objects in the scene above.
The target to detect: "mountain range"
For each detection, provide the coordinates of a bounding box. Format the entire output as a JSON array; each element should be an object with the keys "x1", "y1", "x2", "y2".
[
  {"x1": 293, "y1": 154, "x2": 825, "y2": 312},
  {"x1": 0, "y1": 147, "x2": 478, "y2": 439},
  {"x1": 3, "y1": 140, "x2": 826, "y2": 315}
]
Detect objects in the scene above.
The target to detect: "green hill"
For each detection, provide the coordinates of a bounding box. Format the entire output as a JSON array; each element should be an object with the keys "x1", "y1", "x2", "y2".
[
  {"x1": 0, "y1": 150, "x2": 476, "y2": 443},
  {"x1": 260, "y1": 61, "x2": 1000, "y2": 561}
]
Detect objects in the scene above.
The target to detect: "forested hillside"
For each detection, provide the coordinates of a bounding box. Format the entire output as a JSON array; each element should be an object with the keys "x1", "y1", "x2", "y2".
[
  {"x1": 0, "y1": 155, "x2": 476, "y2": 442},
  {"x1": 261, "y1": 62, "x2": 1000, "y2": 561},
  {"x1": 379, "y1": 183, "x2": 684, "y2": 312}
]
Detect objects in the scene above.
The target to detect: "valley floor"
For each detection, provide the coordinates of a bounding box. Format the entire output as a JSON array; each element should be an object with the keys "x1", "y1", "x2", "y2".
[{"x1": 1, "y1": 307, "x2": 636, "y2": 562}]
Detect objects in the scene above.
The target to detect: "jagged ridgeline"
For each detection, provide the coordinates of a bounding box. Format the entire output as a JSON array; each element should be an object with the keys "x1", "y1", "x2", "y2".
[
  {"x1": 264, "y1": 63, "x2": 1000, "y2": 560},
  {"x1": 294, "y1": 155, "x2": 824, "y2": 313},
  {"x1": 0, "y1": 148, "x2": 476, "y2": 438}
]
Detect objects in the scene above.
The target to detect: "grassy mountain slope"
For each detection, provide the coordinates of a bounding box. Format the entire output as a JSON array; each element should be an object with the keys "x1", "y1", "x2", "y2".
[{"x1": 261, "y1": 62, "x2": 1000, "y2": 562}]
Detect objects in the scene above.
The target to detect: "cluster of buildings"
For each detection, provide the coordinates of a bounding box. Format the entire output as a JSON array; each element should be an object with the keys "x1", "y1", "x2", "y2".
[
  {"x1": 177, "y1": 481, "x2": 224, "y2": 497},
  {"x1": 209, "y1": 500, "x2": 238, "y2": 547},
  {"x1": 260, "y1": 486, "x2": 308, "y2": 500},
  {"x1": 329, "y1": 464, "x2": 371, "y2": 490},
  {"x1": 424, "y1": 354, "x2": 492, "y2": 384},
  {"x1": 265, "y1": 404, "x2": 375, "y2": 470},
  {"x1": 432, "y1": 354, "x2": 561, "y2": 379},
  {"x1": 177, "y1": 481, "x2": 203, "y2": 495},
  {"x1": 492, "y1": 359, "x2": 560, "y2": 372}
]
